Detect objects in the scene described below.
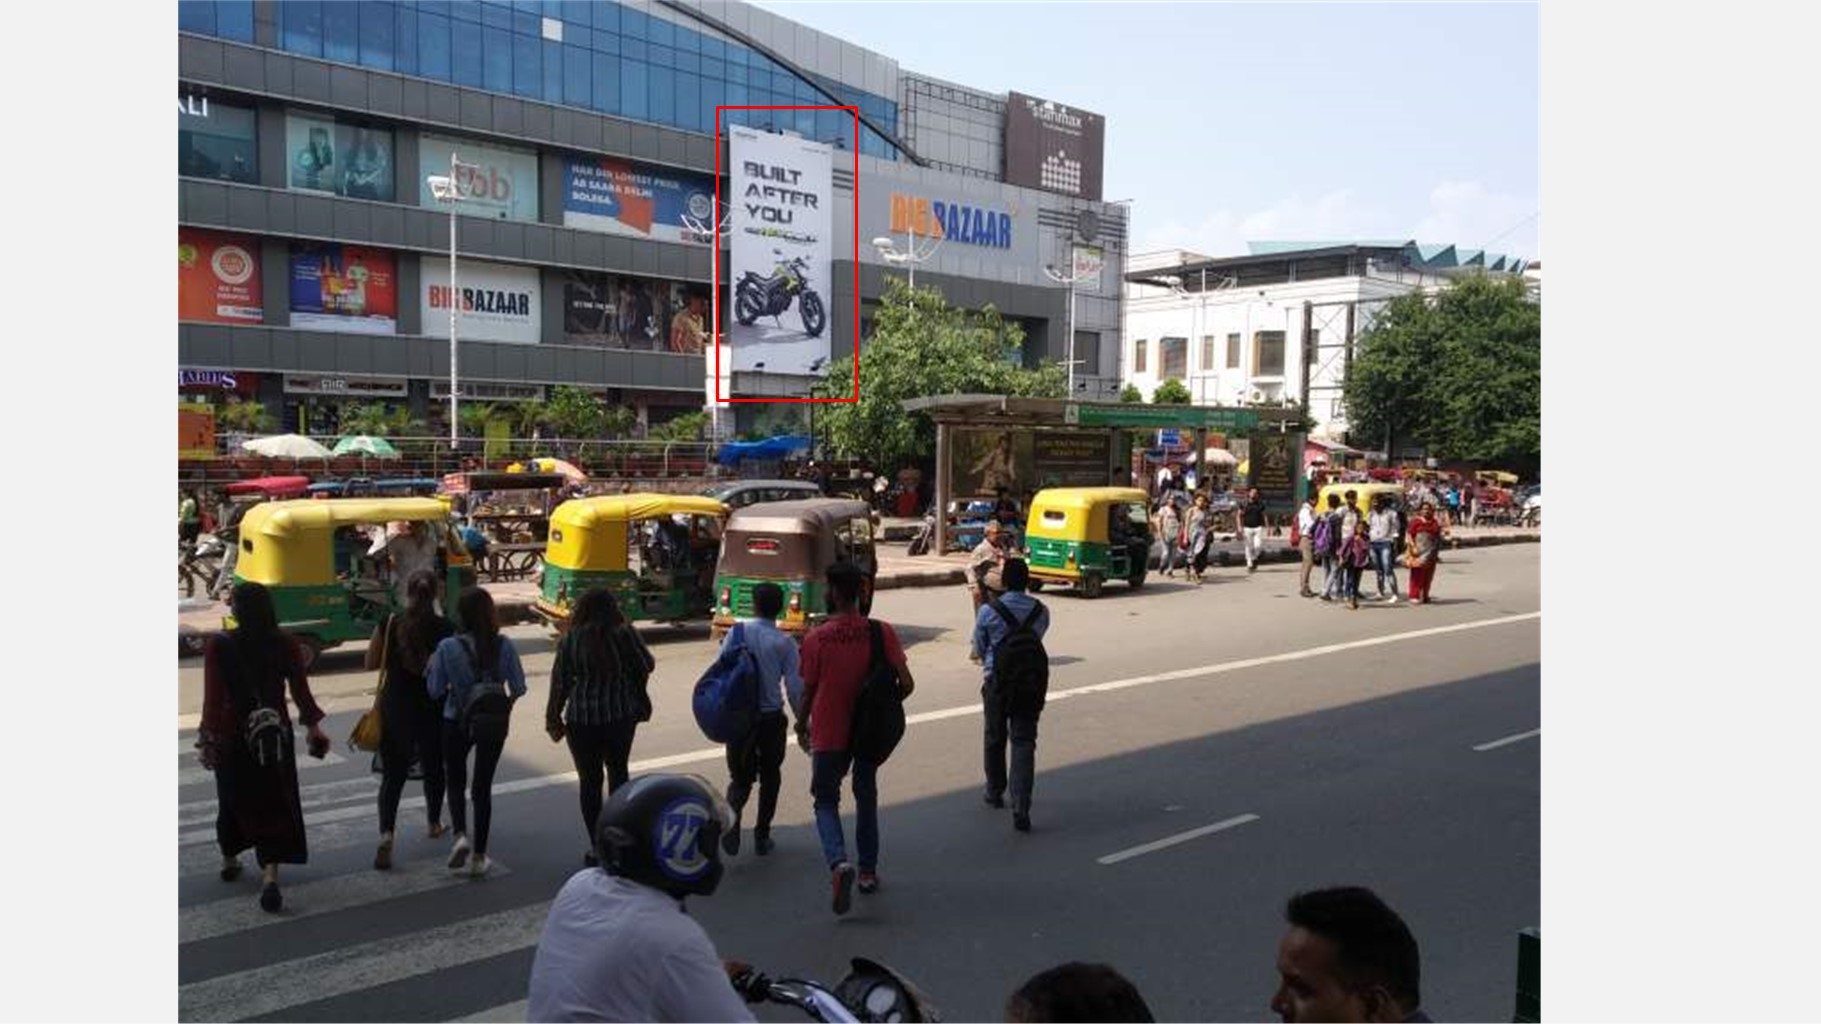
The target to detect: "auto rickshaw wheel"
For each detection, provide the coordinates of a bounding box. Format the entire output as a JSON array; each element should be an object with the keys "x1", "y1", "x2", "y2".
[
  {"x1": 295, "y1": 635, "x2": 325, "y2": 671},
  {"x1": 1080, "y1": 572, "x2": 1105, "y2": 599}
]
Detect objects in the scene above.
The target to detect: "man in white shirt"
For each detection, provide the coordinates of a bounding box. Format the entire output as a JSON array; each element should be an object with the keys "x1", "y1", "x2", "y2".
[
  {"x1": 527, "y1": 774, "x2": 756, "y2": 1023},
  {"x1": 1296, "y1": 495, "x2": 1318, "y2": 598},
  {"x1": 1367, "y1": 496, "x2": 1402, "y2": 602},
  {"x1": 719, "y1": 583, "x2": 804, "y2": 858},
  {"x1": 371, "y1": 520, "x2": 440, "y2": 605}
]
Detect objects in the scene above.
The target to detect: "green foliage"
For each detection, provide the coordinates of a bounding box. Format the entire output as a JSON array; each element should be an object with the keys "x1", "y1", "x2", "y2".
[
  {"x1": 540, "y1": 386, "x2": 636, "y2": 440},
  {"x1": 215, "y1": 400, "x2": 272, "y2": 434},
  {"x1": 1119, "y1": 383, "x2": 1145, "y2": 404},
  {"x1": 511, "y1": 399, "x2": 550, "y2": 435},
  {"x1": 337, "y1": 402, "x2": 417, "y2": 437},
  {"x1": 458, "y1": 402, "x2": 503, "y2": 438},
  {"x1": 648, "y1": 411, "x2": 708, "y2": 442},
  {"x1": 1344, "y1": 274, "x2": 1540, "y2": 464},
  {"x1": 1151, "y1": 378, "x2": 1192, "y2": 405},
  {"x1": 810, "y1": 279, "x2": 1066, "y2": 468}
]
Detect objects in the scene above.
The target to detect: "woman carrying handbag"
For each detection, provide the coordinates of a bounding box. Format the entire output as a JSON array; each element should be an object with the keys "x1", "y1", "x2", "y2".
[{"x1": 362, "y1": 570, "x2": 455, "y2": 870}]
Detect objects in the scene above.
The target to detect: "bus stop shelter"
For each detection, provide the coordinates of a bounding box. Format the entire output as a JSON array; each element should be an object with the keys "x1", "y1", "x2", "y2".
[{"x1": 901, "y1": 394, "x2": 1294, "y2": 554}]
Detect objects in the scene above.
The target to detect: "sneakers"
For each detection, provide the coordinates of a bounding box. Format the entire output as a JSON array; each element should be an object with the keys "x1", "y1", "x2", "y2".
[
  {"x1": 722, "y1": 819, "x2": 743, "y2": 857},
  {"x1": 1387, "y1": 593, "x2": 1399, "y2": 605},
  {"x1": 468, "y1": 854, "x2": 491, "y2": 878},
  {"x1": 1013, "y1": 813, "x2": 1032, "y2": 832},
  {"x1": 1248, "y1": 563, "x2": 1257, "y2": 574},
  {"x1": 754, "y1": 832, "x2": 775, "y2": 857},
  {"x1": 984, "y1": 792, "x2": 1006, "y2": 809},
  {"x1": 374, "y1": 838, "x2": 394, "y2": 871},
  {"x1": 1348, "y1": 596, "x2": 1359, "y2": 610},
  {"x1": 831, "y1": 862, "x2": 856, "y2": 916},
  {"x1": 447, "y1": 834, "x2": 471, "y2": 871},
  {"x1": 259, "y1": 881, "x2": 282, "y2": 913},
  {"x1": 857, "y1": 870, "x2": 880, "y2": 894}
]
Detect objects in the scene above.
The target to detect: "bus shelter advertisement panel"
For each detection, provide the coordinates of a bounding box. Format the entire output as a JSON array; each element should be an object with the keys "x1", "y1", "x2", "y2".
[
  {"x1": 1247, "y1": 431, "x2": 1305, "y2": 512},
  {"x1": 1034, "y1": 432, "x2": 1113, "y2": 487},
  {"x1": 950, "y1": 429, "x2": 1036, "y2": 501},
  {"x1": 728, "y1": 126, "x2": 832, "y2": 375}
]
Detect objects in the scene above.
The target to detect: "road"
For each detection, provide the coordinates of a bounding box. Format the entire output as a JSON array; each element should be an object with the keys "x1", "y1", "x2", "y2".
[{"x1": 176, "y1": 545, "x2": 1539, "y2": 1022}]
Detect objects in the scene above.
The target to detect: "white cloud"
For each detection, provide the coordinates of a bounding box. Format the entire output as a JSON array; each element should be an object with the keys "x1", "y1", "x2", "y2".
[{"x1": 1134, "y1": 182, "x2": 1539, "y2": 262}]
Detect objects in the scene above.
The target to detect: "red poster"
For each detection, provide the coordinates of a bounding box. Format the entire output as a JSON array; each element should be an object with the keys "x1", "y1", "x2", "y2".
[{"x1": 179, "y1": 228, "x2": 263, "y2": 324}]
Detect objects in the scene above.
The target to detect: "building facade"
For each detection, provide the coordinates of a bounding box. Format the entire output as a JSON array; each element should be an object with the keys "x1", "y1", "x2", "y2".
[
  {"x1": 1122, "y1": 241, "x2": 1531, "y2": 441},
  {"x1": 178, "y1": 0, "x2": 1127, "y2": 440}
]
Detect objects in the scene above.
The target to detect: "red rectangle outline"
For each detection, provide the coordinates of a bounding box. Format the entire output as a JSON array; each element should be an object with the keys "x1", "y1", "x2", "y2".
[{"x1": 714, "y1": 105, "x2": 860, "y2": 404}]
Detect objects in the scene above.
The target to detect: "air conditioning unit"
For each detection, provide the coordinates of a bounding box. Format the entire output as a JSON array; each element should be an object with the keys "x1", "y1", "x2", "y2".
[{"x1": 1248, "y1": 388, "x2": 1267, "y2": 404}]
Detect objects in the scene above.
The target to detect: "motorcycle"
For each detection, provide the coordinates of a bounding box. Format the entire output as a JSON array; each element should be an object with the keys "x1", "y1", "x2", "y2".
[
  {"x1": 732, "y1": 957, "x2": 940, "y2": 1023},
  {"x1": 179, "y1": 534, "x2": 226, "y2": 599},
  {"x1": 907, "y1": 508, "x2": 937, "y2": 557},
  {"x1": 735, "y1": 251, "x2": 826, "y2": 337}
]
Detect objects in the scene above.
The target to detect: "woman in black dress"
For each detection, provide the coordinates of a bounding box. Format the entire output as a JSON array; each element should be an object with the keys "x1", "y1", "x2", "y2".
[
  {"x1": 197, "y1": 583, "x2": 330, "y2": 912},
  {"x1": 367, "y1": 570, "x2": 455, "y2": 870}
]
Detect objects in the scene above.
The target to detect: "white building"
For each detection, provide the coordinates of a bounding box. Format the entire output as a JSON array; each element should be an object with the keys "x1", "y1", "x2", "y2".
[{"x1": 1122, "y1": 241, "x2": 1530, "y2": 440}]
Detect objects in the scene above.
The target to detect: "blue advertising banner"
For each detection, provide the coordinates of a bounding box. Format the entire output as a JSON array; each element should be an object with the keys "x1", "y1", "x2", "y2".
[
  {"x1": 563, "y1": 155, "x2": 716, "y2": 246},
  {"x1": 288, "y1": 243, "x2": 398, "y2": 335}
]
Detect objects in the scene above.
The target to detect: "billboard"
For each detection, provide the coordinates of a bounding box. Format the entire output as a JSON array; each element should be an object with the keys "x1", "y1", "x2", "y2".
[
  {"x1": 1004, "y1": 91, "x2": 1106, "y2": 201},
  {"x1": 561, "y1": 269, "x2": 700, "y2": 351},
  {"x1": 1033, "y1": 432, "x2": 1113, "y2": 488},
  {"x1": 418, "y1": 133, "x2": 539, "y2": 222},
  {"x1": 563, "y1": 155, "x2": 716, "y2": 245},
  {"x1": 286, "y1": 113, "x2": 395, "y2": 201},
  {"x1": 178, "y1": 228, "x2": 262, "y2": 324},
  {"x1": 854, "y1": 171, "x2": 1041, "y2": 276},
  {"x1": 1246, "y1": 431, "x2": 1305, "y2": 513},
  {"x1": 289, "y1": 243, "x2": 398, "y2": 334},
  {"x1": 728, "y1": 126, "x2": 832, "y2": 375},
  {"x1": 179, "y1": 91, "x2": 257, "y2": 184},
  {"x1": 950, "y1": 429, "x2": 1036, "y2": 500},
  {"x1": 421, "y1": 257, "x2": 540, "y2": 345}
]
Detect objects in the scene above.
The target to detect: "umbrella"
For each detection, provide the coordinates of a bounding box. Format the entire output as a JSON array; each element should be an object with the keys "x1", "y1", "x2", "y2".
[
  {"x1": 332, "y1": 435, "x2": 402, "y2": 459},
  {"x1": 511, "y1": 457, "x2": 588, "y2": 483},
  {"x1": 1186, "y1": 447, "x2": 1239, "y2": 467},
  {"x1": 241, "y1": 434, "x2": 332, "y2": 459}
]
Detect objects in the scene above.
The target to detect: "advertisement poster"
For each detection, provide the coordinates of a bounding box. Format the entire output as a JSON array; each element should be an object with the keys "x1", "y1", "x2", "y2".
[
  {"x1": 1033, "y1": 432, "x2": 1112, "y2": 488},
  {"x1": 561, "y1": 269, "x2": 698, "y2": 352},
  {"x1": 179, "y1": 403, "x2": 217, "y2": 461},
  {"x1": 289, "y1": 243, "x2": 398, "y2": 334},
  {"x1": 1247, "y1": 431, "x2": 1305, "y2": 512},
  {"x1": 419, "y1": 133, "x2": 539, "y2": 222},
  {"x1": 950, "y1": 429, "x2": 1036, "y2": 500},
  {"x1": 1004, "y1": 91, "x2": 1106, "y2": 200},
  {"x1": 421, "y1": 257, "x2": 540, "y2": 345},
  {"x1": 728, "y1": 126, "x2": 833, "y2": 375},
  {"x1": 179, "y1": 91, "x2": 257, "y2": 184},
  {"x1": 179, "y1": 228, "x2": 263, "y2": 324},
  {"x1": 287, "y1": 114, "x2": 395, "y2": 201},
  {"x1": 563, "y1": 155, "x2": 716, "y2": 245}
]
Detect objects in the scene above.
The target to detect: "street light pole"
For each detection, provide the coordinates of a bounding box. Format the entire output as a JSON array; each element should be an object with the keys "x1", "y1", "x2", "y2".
[
  {"x1": 1043, "y1": 259, "x2": 1096, "y2": 396},
  {"x1": 428, "y1": 154, "x2": 480, "y2": 453}
]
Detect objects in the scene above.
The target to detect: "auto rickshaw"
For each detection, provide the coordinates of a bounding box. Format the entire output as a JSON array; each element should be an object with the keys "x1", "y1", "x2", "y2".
[
  {"x1": 534, "y1": 494, "x2": 729, "y2": 629},
  {"x1": 1022, "y1": 487, "x2": 1152, "y2": 598},
  {"x1": 226, "y1": 497, "x2": 474, "y2": 666},
  {"x1": 1315, "y1": 482, "x2": 1407, "y2": 518},
  {"x1": 710, "y1": 499, "x2": 877, "y2": 641}
]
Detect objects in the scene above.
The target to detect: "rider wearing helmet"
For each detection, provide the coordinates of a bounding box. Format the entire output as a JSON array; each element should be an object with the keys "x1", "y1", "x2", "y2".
[{"x1": 526, "y1": 773, "x2": 757, "y2": 1023}]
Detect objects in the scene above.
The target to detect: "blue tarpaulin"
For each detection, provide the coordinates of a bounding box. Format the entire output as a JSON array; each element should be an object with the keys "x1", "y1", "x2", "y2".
[{"x1": 715, "y1": 435, "x2": 811, "y2": 466}]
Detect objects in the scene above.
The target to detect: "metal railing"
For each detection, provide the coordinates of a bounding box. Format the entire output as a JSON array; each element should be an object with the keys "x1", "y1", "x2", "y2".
[{"x1": 184, "y1": 434, "x2": 724, "y2": 484}]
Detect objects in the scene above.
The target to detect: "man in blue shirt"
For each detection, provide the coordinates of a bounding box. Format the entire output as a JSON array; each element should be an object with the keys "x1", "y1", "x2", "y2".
[
  {"x1": 720, "y1": 582, "x2": 804, "y2": 858},
  {"x1": 972, "y1": 559, "x2": 1050, "y2": 832}
]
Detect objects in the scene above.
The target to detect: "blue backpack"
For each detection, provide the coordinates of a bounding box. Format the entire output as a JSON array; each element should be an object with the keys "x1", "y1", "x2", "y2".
[{"x1": 692, "y1": 623, "x2": 763, "y2": 744}]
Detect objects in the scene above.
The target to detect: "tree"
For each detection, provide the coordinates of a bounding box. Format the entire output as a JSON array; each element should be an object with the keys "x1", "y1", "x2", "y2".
[
  {"x1": 216, "y1": 400, "x2": 272, "y2": 435},
  {"x1": 1151, "y1": 378, "x2": 1192, "y2": 404},
  {"x1": 542, "y1": 386, "x2": 606, "y2": 439},
  {"x1": 810, "y1": 279, "x2": 1065, "y2": 469},
  {"x1": 648, "y1": 410, "x2": 707, "y2": 442},
  {"x1": 1344, "y1": 274, "x2": 1540, "y2": 468},
  {"x1": 1119, "y1": 383, "x2": 1144, "y2": 404},
  {"x1": 337, "y1": 402, "x2": 417, "y2": 437},
  {"x1": 511, "y1": 398, "x2": 550, "y2": 437},
  {"x1": 459, "y1": 402, "x2": 503, "y2": 438}
]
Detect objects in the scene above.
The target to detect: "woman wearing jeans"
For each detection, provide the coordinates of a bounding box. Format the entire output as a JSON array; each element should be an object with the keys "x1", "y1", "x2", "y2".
[
  {"x1": 426, "y1": 588, "x2": 527, "y2": 877},
  {"x1": 366, "y1": 570, "x2": 454, "y2": 870},
  {"x1": 1367, "y1": 496, "x2": 1402, "y2": 603},
  {"x1": 545, "y1": 588, "x2": 655, "y2": 866}
]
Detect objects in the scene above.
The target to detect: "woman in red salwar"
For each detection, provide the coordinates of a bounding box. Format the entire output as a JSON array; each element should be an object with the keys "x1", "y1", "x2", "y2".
[
  {"x1": 1405, "y1": 502, "x2": 1447, "y2": 604},
  {"x1": 196, "y1": 583, "x2": 330, "y2": 913}
]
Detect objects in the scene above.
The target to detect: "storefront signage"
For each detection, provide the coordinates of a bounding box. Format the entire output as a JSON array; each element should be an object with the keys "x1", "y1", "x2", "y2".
[
  {"x1": 889, "y1": 193, "x2": 1013, "y2": 250},
  {"x1": 419, "y1": 133, "x2": 539, "y2": 222},
  {"x1": 179, "y1": 370, "x2": 239, "y2": 390},
  {"x1": 1067, "y1": 404, "x2": 1262, "y2": 431},
  {"x1": 282, "y1": 374, "x2": 408, "y2": 397},
  {"x1": 178, "y1": 228, "x2": 263, "y2": 324},
  {"x1": 431, "y1": 381, "x2": 545, "y2": 402},
  {"x1": 179, "y1": 90, "x2": 257, "y2": 184},
  {"x1": 853, "y1": 171, "x2": 1039, "y2": 274},
  {"x1": 420, "y1": 258, "x2": 540, "y2": 345}
]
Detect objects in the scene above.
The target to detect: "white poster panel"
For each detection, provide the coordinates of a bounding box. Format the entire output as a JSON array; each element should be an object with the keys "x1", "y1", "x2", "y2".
[
  {"x1": 421, "y1": 257, "x2": 541, "y2": 345},
  {"x1": 728, "y1": 126, "x2": 832, "y2": 375},
  {"x1": 418, "y1": 133, "x2": 539, "y2": 222}
]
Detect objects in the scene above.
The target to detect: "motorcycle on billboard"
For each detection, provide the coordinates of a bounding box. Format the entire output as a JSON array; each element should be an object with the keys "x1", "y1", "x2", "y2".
[{"x1": 734, "y1": 249, "x2": 826, "y2": 338}]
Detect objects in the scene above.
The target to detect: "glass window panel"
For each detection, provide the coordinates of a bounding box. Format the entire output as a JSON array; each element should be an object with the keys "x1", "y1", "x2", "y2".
[
  {"x1": 725, "y1": 62, "x2": 747, "y2": 85},
  {"x1": 178, "y1": 95, "x2": 258, "y2": 183},
  {"x1": 675, "y1": 71, "x2": 700, "y2": 132},
  {"x1": 514, "y1": 32, "x2": 542, "y2": 97},
  {"x1": 395, "y1": 7, "x2": 418, "y2": 74},
  {"x1": 592, "y1": 29, "x2": 618, "y2": 53},
  {"x1": 543, "y1": 39, "x2": 562, "y2": 99},
  {"x1": 512, "y1": 0, "x2": 538, "y2": 11},
  {"x1": 648, "y1": 14, "x2": 672, "y2": 46},
  {"x1": 559, "y1": 0, "x2": 590, "y2": 28},
  {"x1": 359, "y1": 2, "x2": 396, "y2": 70},
  {"x1": 513, "y1": 9, "x2": 539, "y2": 35},
  {"x1": 702, "y1": 35, "x2": 723, "y2": 62},
  {"x1": 675, "y1": 49, "x2": 699, "y2": 74},
  {"x1": 420, "y1": 11, "x2": 452, "y2": 79},
  {"x1": 678, "y1": 26, "x2": 701, "y2": 53},
  {"x1": 622, "y1": 7, "x2": 647, "y2": 40},
  {"x1": 622, "y1": 38, "x2": 647, "y2": 62},
  {"x1": 620, "y1": 58, "x2": 648, "y2": 120},
  {"x1": 322, "y1": 0, "x2": 358, "y2": 62},
  {"x1": 593, "y1": 2, "x2": 616, "y2": 33},
  {"x1": 219, "y1": 0, "x2": 255, "y2": 40},
  {"x1": 726, "y1": 81, "x2": 748, "y2": 107},
  {"x1": 648, "y1": 43, "x2": 673, "y2": 68},
  {"x1": 481, "y1": 30, "x2": 511, "y2": 91},
  {"x1": 422, "y1": 1, "x2": 454, "y2": 18},
  {"x1": 563, "y1": 44, "x2": 591, "y2": 105},
  {"x1": 482, "y1": 3, "x2": 512, "y2": 30},
  {"x1": 179, "y1": 1, "x2": 215, "y2": 35},
  {"x1": 702, "y1": 76, "x2": 724, "y2": 123},
  {"x1": 647, "y1": 65, "x2": 675, "y2": 126},
  {"x1": 591, "y1": 52, "x2": 620, "y2": 112}
]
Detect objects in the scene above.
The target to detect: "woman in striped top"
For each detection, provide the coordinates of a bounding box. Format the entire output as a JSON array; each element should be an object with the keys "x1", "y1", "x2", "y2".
[{"x1": 546, "y1": 588, "x2": 657, "y2": 866}]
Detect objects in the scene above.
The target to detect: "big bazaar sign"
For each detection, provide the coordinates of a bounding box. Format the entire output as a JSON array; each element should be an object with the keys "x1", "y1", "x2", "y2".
[{"x1": 889, "y1": 193, "x2": 1014, "y2": 250}]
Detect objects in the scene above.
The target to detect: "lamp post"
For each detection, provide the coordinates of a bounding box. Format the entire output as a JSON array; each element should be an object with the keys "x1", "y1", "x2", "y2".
[
  {"x1": 1043, "y1": 259, "x2": 1097, "y2": 396},
  {"x1": 871, "y1": 230, "x2": 942, "y2": 292},
  {"x1": 684, "y1": 203, "x2": 735, "y2": 443},
  {"x1": 427, "y1": 154, "x2": 482, "y2": 452}
]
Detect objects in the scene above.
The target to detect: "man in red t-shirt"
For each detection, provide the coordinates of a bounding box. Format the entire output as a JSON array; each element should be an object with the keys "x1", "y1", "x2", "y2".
[{"x1": 798, "y1": 562, "x2": 915, "y2": 916}]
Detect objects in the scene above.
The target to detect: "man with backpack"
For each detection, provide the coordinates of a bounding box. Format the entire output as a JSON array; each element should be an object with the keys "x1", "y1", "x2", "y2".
[
  {"x1": 718, "y1": 583, "x2": 803, "y2": 859},
  {"x1": 798, "y1": 562, "x2": 915, "y2": 915},
  {"x1": 973, "y1": 559, "x2": 1050, "y2": 832},
  {"x1": 1315, "y1": 493, "x2": 1345, "y2": 602}
]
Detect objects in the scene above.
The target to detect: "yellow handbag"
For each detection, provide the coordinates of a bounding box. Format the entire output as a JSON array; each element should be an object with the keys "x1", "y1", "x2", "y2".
[{"x1": 348, "y1": 619, "x2": 389, "y2": 752}]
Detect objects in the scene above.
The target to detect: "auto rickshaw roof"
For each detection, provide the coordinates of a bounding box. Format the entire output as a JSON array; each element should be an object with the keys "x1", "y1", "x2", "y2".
[
  {"x1": 725, "y1": 498, "x2": 872, "y2": 535},
  {"x1": 225, "y1": 476, "x2": 312, "y2": 498},
  {"x1": 240, "y1": 497, "x2": 455, "y2": 538},
  {"x1": 1028, "y1": 487, "x2": 1151, "y2": 511},
  {"x1": 552, "y1": 494, "x2": 728, "y2": 530}
]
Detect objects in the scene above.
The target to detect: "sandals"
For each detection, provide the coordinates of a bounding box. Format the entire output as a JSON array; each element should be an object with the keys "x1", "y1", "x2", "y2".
[{"x1": 374, "y1": 839, "x2": 394, "y2": 871}]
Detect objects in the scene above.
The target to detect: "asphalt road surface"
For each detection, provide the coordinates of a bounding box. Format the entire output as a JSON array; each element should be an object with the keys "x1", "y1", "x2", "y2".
[{"x1": 176, "y1": 545, "x2": 1539, "y2": 1022}]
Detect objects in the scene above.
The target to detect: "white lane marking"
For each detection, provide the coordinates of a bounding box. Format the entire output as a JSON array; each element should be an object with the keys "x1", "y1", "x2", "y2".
[
  {"x1": 177, "y1": 612, "x2": 1541, "y2": 846},
  {"x1": 177, "y1": 903, "x2": 550, "y2": 1023},
  {"x1": 180, "y1": 857, "x2": 511, "y2": 944},
  {"x1": 180, "y1": 772, "x2": 380, "y2": 828},
  {"x1": 451, "y1": 1000, "x2": 528, "y2": 1022},
  {"x1": 178, "y1": 749, "x2": 345, "y2": 788},
  {"x1": 1097, "y1": 814, "x2": 1262, "y2": 865},
  {"x1": 1473, "y1": 728, "x2": 1540, "y2": 752}
]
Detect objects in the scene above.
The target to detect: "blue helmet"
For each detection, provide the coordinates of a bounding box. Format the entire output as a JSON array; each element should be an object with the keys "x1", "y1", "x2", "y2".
[{"x1": 594, "y1": 774, "x2": 734, "y2": 899}]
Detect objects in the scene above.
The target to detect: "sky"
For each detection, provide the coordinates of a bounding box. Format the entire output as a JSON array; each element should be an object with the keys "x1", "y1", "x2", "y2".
[{"x1": 751, "y1": 1, "x2": 1540, "y2": 261}]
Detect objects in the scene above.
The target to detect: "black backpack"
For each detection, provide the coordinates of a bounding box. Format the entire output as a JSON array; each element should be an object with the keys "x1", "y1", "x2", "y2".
[
  {"x1": 989, "y1": 599, "x2": 1050, "y2": 716},
  {"x1": 458, "y1": 637, "x2": 515, "y2": 744},
  {"x1": 848, "y1": 621, "x2": 907, "y2": 765},
  {"x1": 220, "y1": 632, "x2": 289, "y2": 771}
]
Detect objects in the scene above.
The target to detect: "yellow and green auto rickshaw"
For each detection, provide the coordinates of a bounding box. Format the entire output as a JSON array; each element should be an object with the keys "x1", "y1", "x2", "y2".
[
  {"x1": 534, "y1": 494, "x2": 729, "y2": 629},
  {"x1": 710, "y1": 499, "x2": 878, "y2": 641},
  {"x1": 227, "y1": 497, "x2": 475, "y2": 666},
  {"x1": 1022, "y1": 487, "x2": 1153, "y2": 598}
]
